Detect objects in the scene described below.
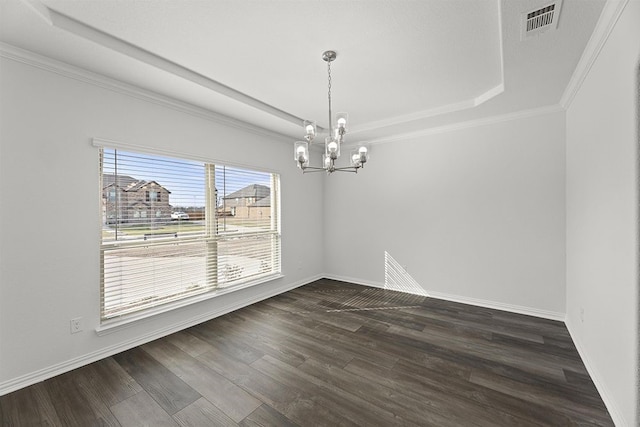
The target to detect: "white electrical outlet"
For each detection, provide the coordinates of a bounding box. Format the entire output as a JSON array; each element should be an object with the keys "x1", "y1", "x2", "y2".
[
  {"x1": 70, "y1": 317, "x2": 82, "y2": 334},
  {"x1": 580, "y1": 308, "x2": 585, "y2": 323}
]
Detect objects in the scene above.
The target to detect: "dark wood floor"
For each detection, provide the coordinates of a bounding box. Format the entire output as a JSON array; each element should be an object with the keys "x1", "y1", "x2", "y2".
[{"x1": 1, "y1": 279, "x2": 613, "y2": 426}]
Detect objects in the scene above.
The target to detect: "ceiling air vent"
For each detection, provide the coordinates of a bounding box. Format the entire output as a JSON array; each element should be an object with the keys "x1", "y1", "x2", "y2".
[{"x1": 521, "y1": 0, "x2": 562, "y2": 40}]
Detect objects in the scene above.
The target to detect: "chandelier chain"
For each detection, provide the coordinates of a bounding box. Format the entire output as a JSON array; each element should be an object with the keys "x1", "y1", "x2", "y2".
[{"x1": 327, "y1": 59, "x2": 332, "y2": 132}]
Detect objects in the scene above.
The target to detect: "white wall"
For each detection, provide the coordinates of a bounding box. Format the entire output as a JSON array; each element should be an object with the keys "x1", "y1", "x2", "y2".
[
  {"x1": 324, "y1": 111, "x2": 567, "y2": 318},
  {"x1": 0, "y1": 55, "x2": 324, "y2": 392},
  {"x1": 565, "y1": 1, "x2": 639, "y2": 425}
]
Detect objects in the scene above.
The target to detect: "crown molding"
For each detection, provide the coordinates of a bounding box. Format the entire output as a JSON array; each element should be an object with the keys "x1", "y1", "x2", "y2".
[
  {"x1": 362, "y1": 104, "x2": 565, "y2": 146},
  {"x1": 7, "y1": 0, "x2": 519, "y2": 149},
  {"x1": 351, "y1": 99, "x2": 476, "y2": 135},
  {"x1": 350, "y1": 83, "x2": 505, "y2": 139},
  {"x1": 559, "y1": 0, "x2": 630, "y2": 109},
  {"x1": 23, "y1": 0, "x2": 505, "y2": 139},
  {"x1": 352, "y1": 83, "x2": 506, "y2": 136},
  {"x1": 21, "y1": 0, "x2": 305, "y2": 128},
  {"x1": 0, "y1": 42, "x2": 295, "y2": 143},
  {"x1": 0, "y1": 42, "x2": 564, "y2": 150},
  {"x1": 7, "y1": 0, "x2": 619, "y2": 149},
  {"x1": 352, "y1": 0, "x2": 505, "y2": 137}
]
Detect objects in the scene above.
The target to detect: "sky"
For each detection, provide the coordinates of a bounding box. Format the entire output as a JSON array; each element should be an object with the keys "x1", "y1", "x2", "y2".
[{"x1": 102, "y1": 148, "x2": 271, "y2": 208}]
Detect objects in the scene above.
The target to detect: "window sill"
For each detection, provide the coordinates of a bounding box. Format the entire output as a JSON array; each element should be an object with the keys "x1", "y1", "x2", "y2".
[{"x1": 95, "y1": 273, "x2": 284, "y2": 336}]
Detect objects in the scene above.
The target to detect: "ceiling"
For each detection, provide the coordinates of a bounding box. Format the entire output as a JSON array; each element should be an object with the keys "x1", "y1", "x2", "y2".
[{"x1": 0, "y1": 0, "x2": 606, "y2": 144}]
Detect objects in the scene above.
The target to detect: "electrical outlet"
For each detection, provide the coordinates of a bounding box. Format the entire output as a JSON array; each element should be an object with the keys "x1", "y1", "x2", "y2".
[
  {"x1": 70, "y1": 317, "x2": 82, "y2": 334},
  {"x1": 580, "y1": 308, "x2": 585, "y2": 323}
]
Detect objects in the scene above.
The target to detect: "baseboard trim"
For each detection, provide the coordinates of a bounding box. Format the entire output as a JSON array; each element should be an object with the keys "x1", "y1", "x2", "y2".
[
  {"x1": 427, "y1": 291, "x2": 566, "y2": 322},
  {"x1": 324, "y1": 274, "x2": 565, "y2": 321},
  {"x1": 0, "y1": 274, "x2": 321, "y2": 396},
  {"x1": 323, "y1": 274, "x2": 386, "y2": 289},
  {"x1": 565, "y1": 318, "x2": 628, "y2": 427}
]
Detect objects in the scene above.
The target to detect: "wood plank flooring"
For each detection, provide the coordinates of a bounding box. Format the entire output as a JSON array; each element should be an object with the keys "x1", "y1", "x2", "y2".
[{"x1": 0, "y1": 279, "x2": 613, "y2": 426}]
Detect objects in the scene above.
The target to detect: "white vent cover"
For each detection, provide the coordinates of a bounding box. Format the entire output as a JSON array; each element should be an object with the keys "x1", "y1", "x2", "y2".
[{"x1": 521, "y1": 0, "x2": 562, "y2": 40}]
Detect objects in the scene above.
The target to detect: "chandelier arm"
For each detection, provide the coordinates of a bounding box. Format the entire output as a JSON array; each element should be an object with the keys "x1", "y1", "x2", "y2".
[
  {"x1": 331, "y1": 167, "x2": 360, "y2": 173},
  {"x1": 301, "y1": 168, "x2": 327, "y2": 174}
]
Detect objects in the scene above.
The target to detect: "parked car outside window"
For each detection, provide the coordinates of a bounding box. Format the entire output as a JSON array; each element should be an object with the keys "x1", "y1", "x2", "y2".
[{"x1": 171, "y1": 211, "x2": 189, "y2": 220}]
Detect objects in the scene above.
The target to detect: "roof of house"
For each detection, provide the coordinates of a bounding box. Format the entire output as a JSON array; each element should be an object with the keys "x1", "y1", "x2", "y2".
[
  {"x1": 103, "y1": 174, "x2": 171, "y2": 193},
  {"x1": 223, "y1": 184, "x2": 270, "y2": 200},
  {"x1": 103, "y1": 174, "x2": 137, "y2": 189},
  {"x1": 125, "y1": 180, "x2": 171, "y2": 193}
]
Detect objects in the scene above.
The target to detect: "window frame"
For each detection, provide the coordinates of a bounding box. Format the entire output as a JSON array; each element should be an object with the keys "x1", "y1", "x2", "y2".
[{"x1": 94, "y1": 139, "x2": 282, "y2": 331}]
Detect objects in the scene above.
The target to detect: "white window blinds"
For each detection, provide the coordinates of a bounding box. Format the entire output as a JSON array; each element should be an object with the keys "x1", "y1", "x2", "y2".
[{"x1": 99, "y1": 148, "x2": 280, "y2": 321}]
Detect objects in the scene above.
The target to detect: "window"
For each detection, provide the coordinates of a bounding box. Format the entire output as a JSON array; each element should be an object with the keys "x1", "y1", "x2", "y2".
[
  {"x1": 99, "y1": 147, "x2": 281, "y2": 321},
  {"x1": 146, "y1": 190, "x2": 160, "y2": 202}
]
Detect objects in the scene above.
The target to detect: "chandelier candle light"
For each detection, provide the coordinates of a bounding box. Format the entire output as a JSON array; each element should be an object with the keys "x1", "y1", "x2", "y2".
[{"x1": 294, "y1": 51, "x2": 369, "y2": 174}]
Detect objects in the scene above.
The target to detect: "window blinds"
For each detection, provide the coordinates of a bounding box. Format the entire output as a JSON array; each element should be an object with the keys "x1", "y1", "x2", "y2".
[{"x1": 100, "y1": 148, "x2": 280, "y2": 320}]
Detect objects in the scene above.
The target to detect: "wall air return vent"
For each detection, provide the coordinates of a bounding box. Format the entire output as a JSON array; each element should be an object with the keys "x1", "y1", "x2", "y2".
[{"x1": 521, "y1": 0, "x2": 562, "y2": 40}]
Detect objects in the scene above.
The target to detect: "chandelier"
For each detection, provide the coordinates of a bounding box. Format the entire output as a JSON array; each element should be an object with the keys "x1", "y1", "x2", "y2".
[{"x1": 294, "y1": 51, "x2": 369, "y2": 174}]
